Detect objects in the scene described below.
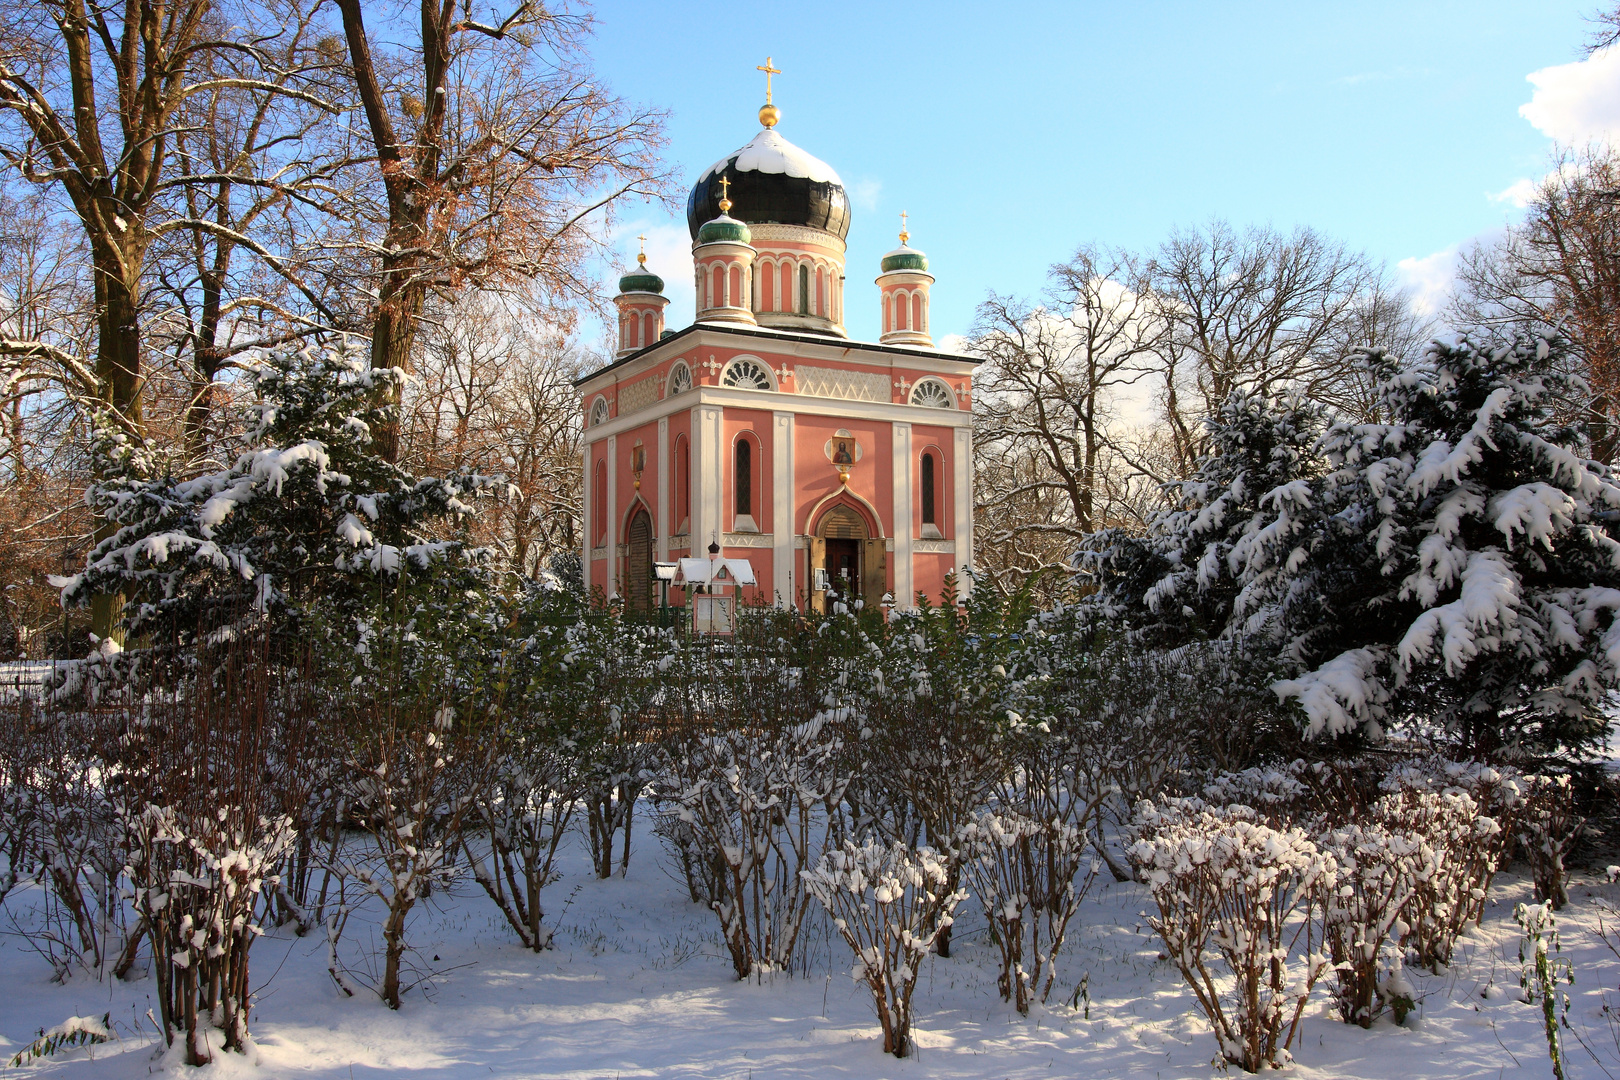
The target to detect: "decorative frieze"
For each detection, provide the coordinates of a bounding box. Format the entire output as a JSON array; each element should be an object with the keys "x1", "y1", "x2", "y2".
[
  {"x1": 618, "y1": 372, "x2": 662, "y2": 416},
  {"x1": 913, "y1": 538, "x2": 955, "y2": 554},
  {"x1": 795, "y1": 364, "x2": 889, "y2": 402}
]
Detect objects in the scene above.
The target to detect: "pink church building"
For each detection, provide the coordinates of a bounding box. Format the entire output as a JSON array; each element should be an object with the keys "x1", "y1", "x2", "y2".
[{"x1": 576, "y1": 81, "x2": 976, "y2": 613}]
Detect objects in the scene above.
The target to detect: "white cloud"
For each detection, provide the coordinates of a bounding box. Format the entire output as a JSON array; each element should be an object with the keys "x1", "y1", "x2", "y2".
[
  {"x1": 1396, "y1": 244, "x2": 1463, "y2": 318},
  {"x1": 1490, "y1": 177, "x2": 1540, "y2": 208},
  {"x1": 1521, "y1": 45, "x2": 1620, "y2": 143},
  {"x1": 847, "y1": 177, "x2": 882, "y2": 213},
  {"x1": 1396, "y1": 225, "x2": 1508, "y2": 319}
]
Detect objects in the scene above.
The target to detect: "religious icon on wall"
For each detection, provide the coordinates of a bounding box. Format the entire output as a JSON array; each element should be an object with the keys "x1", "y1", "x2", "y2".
[{"x1": 824, "y1": 429, "x2": 863, "y2": 467}]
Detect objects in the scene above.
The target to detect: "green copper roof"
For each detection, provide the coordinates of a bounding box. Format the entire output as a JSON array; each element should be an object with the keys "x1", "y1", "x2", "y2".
[
  {"x1": 618, "y1": 270, "x2": 665, "y2": 294},
  {"x1": 881, "y1": 246, "x2": 928, "y2": 273},
  {"x1": 697, "y1": 214, "x2": 752, "y2": 245}
]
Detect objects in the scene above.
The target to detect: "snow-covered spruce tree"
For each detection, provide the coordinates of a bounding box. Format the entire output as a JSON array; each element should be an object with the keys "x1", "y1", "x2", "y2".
[
  {"x1": 1272, "y1": 332, "x2": 1620, "y2": 758},
  {"x1": 1075, "y1": 389, "x2": 1332, "y2": 648},
  {"x1": 802, "y1": 838, "x2": 966, "y2": 1058},
  {"x1": 55, "y1": 344, "x2": 495, "y2": 681},
  {"x1": 1129, "y1": 799, "x2": 1335, "y2": 1073}
]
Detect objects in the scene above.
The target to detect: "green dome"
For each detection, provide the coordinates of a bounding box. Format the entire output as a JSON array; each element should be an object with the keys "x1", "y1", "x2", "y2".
[
  {"x1": 618, "y1": 270, "x2": 664, "y2": 294},
  {"x1": 697, "y1": 213, "x2": 752, "y2": 245},
  {"x1": 881, "y1": 246, "x2": 928, "y2": 273}
]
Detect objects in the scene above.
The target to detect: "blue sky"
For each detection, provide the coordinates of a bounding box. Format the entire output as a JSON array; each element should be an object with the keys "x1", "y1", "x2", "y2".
[{"x1": 587, "y1": 1, "x2": 1601, "y2": 347}]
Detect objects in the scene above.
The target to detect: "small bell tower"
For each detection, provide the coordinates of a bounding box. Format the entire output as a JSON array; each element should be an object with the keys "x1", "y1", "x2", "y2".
[
  {"x1": 693, "y1": 176, "x2": 758, "y2": 326},
  {"x1": 613, "y1": 236, "x2": 669, "y2": 358},
  {"x1": 876, "y1": 212, "x2": 933, "y2": 347}
]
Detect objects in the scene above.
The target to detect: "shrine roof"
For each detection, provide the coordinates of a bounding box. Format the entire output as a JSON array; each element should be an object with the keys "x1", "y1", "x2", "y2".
[{"x1": 574, "y1": 321, "x2": 977, "y2": 389}]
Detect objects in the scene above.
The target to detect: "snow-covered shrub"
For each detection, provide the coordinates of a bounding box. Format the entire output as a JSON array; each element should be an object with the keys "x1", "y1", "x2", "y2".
[
  {"x1": 1129, "y1": 800, "x2": 1335, "y2": 1072},
  {"x1": 115, "y1": 638, "x2": 300, "y2": 1064},
  {"x1": 652, "y1": 709, "x2": 851, "y2": 980},
  {"x1": 324, "y1": 692, "x2": 490, "y2": 1010},
  {"x1": 11, "y1": 707, "x2": 131, "y2": 979},
  {"x1": 6, "y1": 1014, "x2": 112, "y2": 1067},
  {"x1": 1514, "y1": 774, "x2": 1582, "y2": 910},
  {"x1": 648, "y1": 606, "x2": 857, "y2": 979},
  {"x1": 1316, "y1": 821, "x2": 1435, "y2": 1026},
  {"x1": 802, "y1": 838, "x2": 966, "y2": 1058},
  {"x1": 958, "y1": 807, "x2": 1098, "y2": 1014},
  {"x1": 1371, "y1": 782, "x2": 1500, "y2": 970}
]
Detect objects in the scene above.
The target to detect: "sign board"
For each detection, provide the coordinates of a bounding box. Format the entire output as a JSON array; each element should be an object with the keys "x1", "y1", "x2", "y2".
[{"x1": 693, "y1": 594, "x2": 734, "y2": 634}]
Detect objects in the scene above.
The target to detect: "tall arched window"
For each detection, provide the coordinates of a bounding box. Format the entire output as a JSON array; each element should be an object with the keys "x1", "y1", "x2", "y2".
[
  {"x1": 711, "y1": 265, "x2": 724, "y2": 308},
  {"x1": 735, "y1": 439, "x2": 753, "y2": 518},
  {"x1": 921, "y1": 452, "x2": 937, "y2": 530},
  {"x1": 896, "y1": 291, "x2": 909, "y2": 331},
  {"x1": 913, "y1": 293, "x2": 925, "y2": 333},
  {"x1": 729, "y1": 265, "x2": 743, "y2": 307},
  {"x1": 815, "y1": 266, "x2": 825, "y2": 316},
  {"x1": 799, "y1": 264, "x2": 810, "y2": 315},
  {"x1": 593, "y1": 459, "x2": 607, "y2": 544},
  {"x1": 780, "y1": 263, "x2": 792, "y2": 312},
  {"x1": 674, "y1": 434, "x2": 690, "y2": 533},
  {"x1": 643, "y1": 312, "x2": 656, "y2": 346}
]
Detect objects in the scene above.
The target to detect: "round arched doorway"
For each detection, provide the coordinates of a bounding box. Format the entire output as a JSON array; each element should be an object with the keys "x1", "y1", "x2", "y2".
[
  {"x1": 624, "y1": 506, "x2": 653, "y2": 611},
  {"x1": 810, "y1": 504, "x2": 885, "y2": 611}
]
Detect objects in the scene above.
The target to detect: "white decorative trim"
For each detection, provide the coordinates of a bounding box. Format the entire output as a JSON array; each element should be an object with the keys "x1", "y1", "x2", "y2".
[
  {"x1": 892, "y1": 421, "x2": 914, "y2": 609},
  {"x1": 747, "y1": 222, "x2": 849, "y2": 252},
  {"x1": 720, "y1": 355, "x2": 776, "y2": 391},
  {"x1": 804, "y1": 486, "x2": 886, "y2": 538},
  {"x1": 619, "y1": 373, "x2": 661, "y2": 415},
  {"x1": 723, "y1": 532, "x2": 775, "y2": 548},
  {"x1": 914, "y1": 538, "x2": 956, "y2": 554},
  {"x1": 796, "y1": 364, "x2": 890, "y2": 402},
  {"x1": 606, "y1": 434, "x2": 618, "y2": 599},
  {"x1": 909, "y1": 377, "x2": 958, "y2": 410},
  {"x1": 591, "y1": 546, "x2": 608, "y2": 560},
  {"x1": 656, "y1": 418, "x2": 670, "y2": 563}
]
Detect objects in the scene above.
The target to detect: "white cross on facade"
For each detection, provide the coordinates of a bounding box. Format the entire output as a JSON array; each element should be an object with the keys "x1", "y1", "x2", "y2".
[
  {"x1": 894, "y1": 377, "x2": 912, "y2": 397},
  {"x1": 773, "y1": 364, "x2": 793, "y2": 384},
  {"x1": 702, "y1": 355, "x2": 723, "y2": 377}
]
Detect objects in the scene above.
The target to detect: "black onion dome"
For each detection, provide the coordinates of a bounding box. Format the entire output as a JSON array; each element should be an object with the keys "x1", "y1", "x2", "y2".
[{"x1": 686, "y1": 129, "x2": 850, "y2": 242}]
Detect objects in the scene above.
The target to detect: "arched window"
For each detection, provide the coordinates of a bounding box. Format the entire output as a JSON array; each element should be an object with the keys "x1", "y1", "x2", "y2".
[
  {"x1": 921, "y1": 452, "x2": 938, "y2": 528},
  {"x1": 909, "y1": 378, "x2": 955, "y2": 410},
  {"x1": 674, "y1": 434, "x2": 690, "y2": 532},
  {"x1": 815, "y1": 266, "x2": 825, "y2": 316},
  {"x1": 590, "y1": 396, "x2": 610, "y2": 426},
  {"x1": 667, "y1": 361, "x2": 692, "y2": 397},
  {"x1": 720, "y1": 357, "x2": 773, "y2": 390},
  {"x1": 781, "y1": 263, "x2": 793, "y2": 312},
  {"x1": 735, "y1": 439, "x2": 752, "y2": 518},
  {"x1": 593, "y1": 459, "x2": 607, "y2": 544},
  {"x1": 913, "y1": 293, "x2": 925, "y2": 333},
  {"x1": 643, "y1": 312, "x2": 656, "y2": 346},
  {"x1": 710, "y1": 265, "x2": 724, "y2": 308},
  {"x1": 896, "y1": 291, "x2": 909, "y2": 331},
  {"x1": 729, "y1": 264, "x2": 743, "y2": 307},
  {"x1": 799, "y1": 264, "x2": 810, "y2": 315}
]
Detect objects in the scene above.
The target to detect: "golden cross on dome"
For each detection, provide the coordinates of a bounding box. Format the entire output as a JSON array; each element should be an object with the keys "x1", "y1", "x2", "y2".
[
  {"x1": 717, "y1": 174, "x2": 732, "y2": 213},
  {"x1": 899, "y1": 211, "x2": 909, "y2": 246},
  {"x1": 636, "y1": 233, "x2": 647, "y2": 267},
  {"x1": 757, "y1": 57, "x2": 781, "y2": 103}
]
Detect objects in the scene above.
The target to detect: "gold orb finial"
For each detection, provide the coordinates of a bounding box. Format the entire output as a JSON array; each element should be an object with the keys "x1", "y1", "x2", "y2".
[
  {"x1": 899, "y1": 211, "x2": 909, "y2": 246},
  {"x1": 636, "y1": 233, "x2": 647, "y2": 267},
  {"x1": 717, "y1": 174, "x2": 732, "y2": 214},
  {"x1": 756, "y1": 56, "x2": 782, "y2": 127}
]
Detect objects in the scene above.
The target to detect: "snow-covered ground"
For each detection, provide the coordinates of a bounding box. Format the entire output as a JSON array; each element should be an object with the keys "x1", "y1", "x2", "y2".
[
  {"x1": 3, "y1": 826, "x2": 1619, "y2": 1079},
  {"x1": 0, "y1": 663, "x2": 59, "y2": 702}
]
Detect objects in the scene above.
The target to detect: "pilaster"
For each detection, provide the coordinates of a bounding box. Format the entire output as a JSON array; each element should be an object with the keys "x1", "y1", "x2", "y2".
[
  {"x1": 773, "y1": 411, "x2": 795, "y2": 605},
  {"x1": 892, "y1": 421, "x2": 914, "y2": 608}
]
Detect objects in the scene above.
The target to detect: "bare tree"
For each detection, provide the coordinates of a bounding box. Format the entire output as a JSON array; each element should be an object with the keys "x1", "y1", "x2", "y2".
[
  {"x1": 1149, "y1": 221, "x2": 1385, "y2": 476},
  {"x1": 403, "y1": 291, "x2": 583, "y2": 577},
  {"x1": 332, "y1": 0, "x2": 665, "y2": 459},
  {"x1": 1450, "y1": 145, "x2": 1620, "y2": 461},
  {"x1": 969, "y1": 246, "x2": 1166, "y2": 595}
]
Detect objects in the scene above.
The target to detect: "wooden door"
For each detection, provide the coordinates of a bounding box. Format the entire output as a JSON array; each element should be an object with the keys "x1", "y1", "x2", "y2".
[
  {"x1": 860, "y1": 538, "x2": 887, "y2": 605},
  {"x1": 626, "y1": 508, "x2": 653, "y2": 611},
  {"x1": 826, "y1": 538, "x2": 860, "y2": 604}
]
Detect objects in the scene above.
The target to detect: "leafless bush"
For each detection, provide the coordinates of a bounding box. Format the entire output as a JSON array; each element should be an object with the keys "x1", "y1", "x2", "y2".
[
  {"x1": 1130, "y1": 799, "x2": 1334, "y2": 1072},
  {"x1": 802, "y1": 838, "x2": 966, "y2": 1058},
  {"x1": 325, "y1": 699, "x2": 492, "y2": 1009},
  {"x1": 1316, "y1": 819, "x2": 1434, "y2": 1026},
  {"x1": 1373, "y1": 774, "x2": 1502, "y2": 970},
  {"x1": 1514, "y1": 773, "x2": 1582, "y2": 910}
]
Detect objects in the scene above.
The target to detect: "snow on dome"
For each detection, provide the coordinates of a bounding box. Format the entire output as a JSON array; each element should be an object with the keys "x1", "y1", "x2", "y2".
[{"x1": 700, "y1": 129, "x2": 842, "y2": 186}]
